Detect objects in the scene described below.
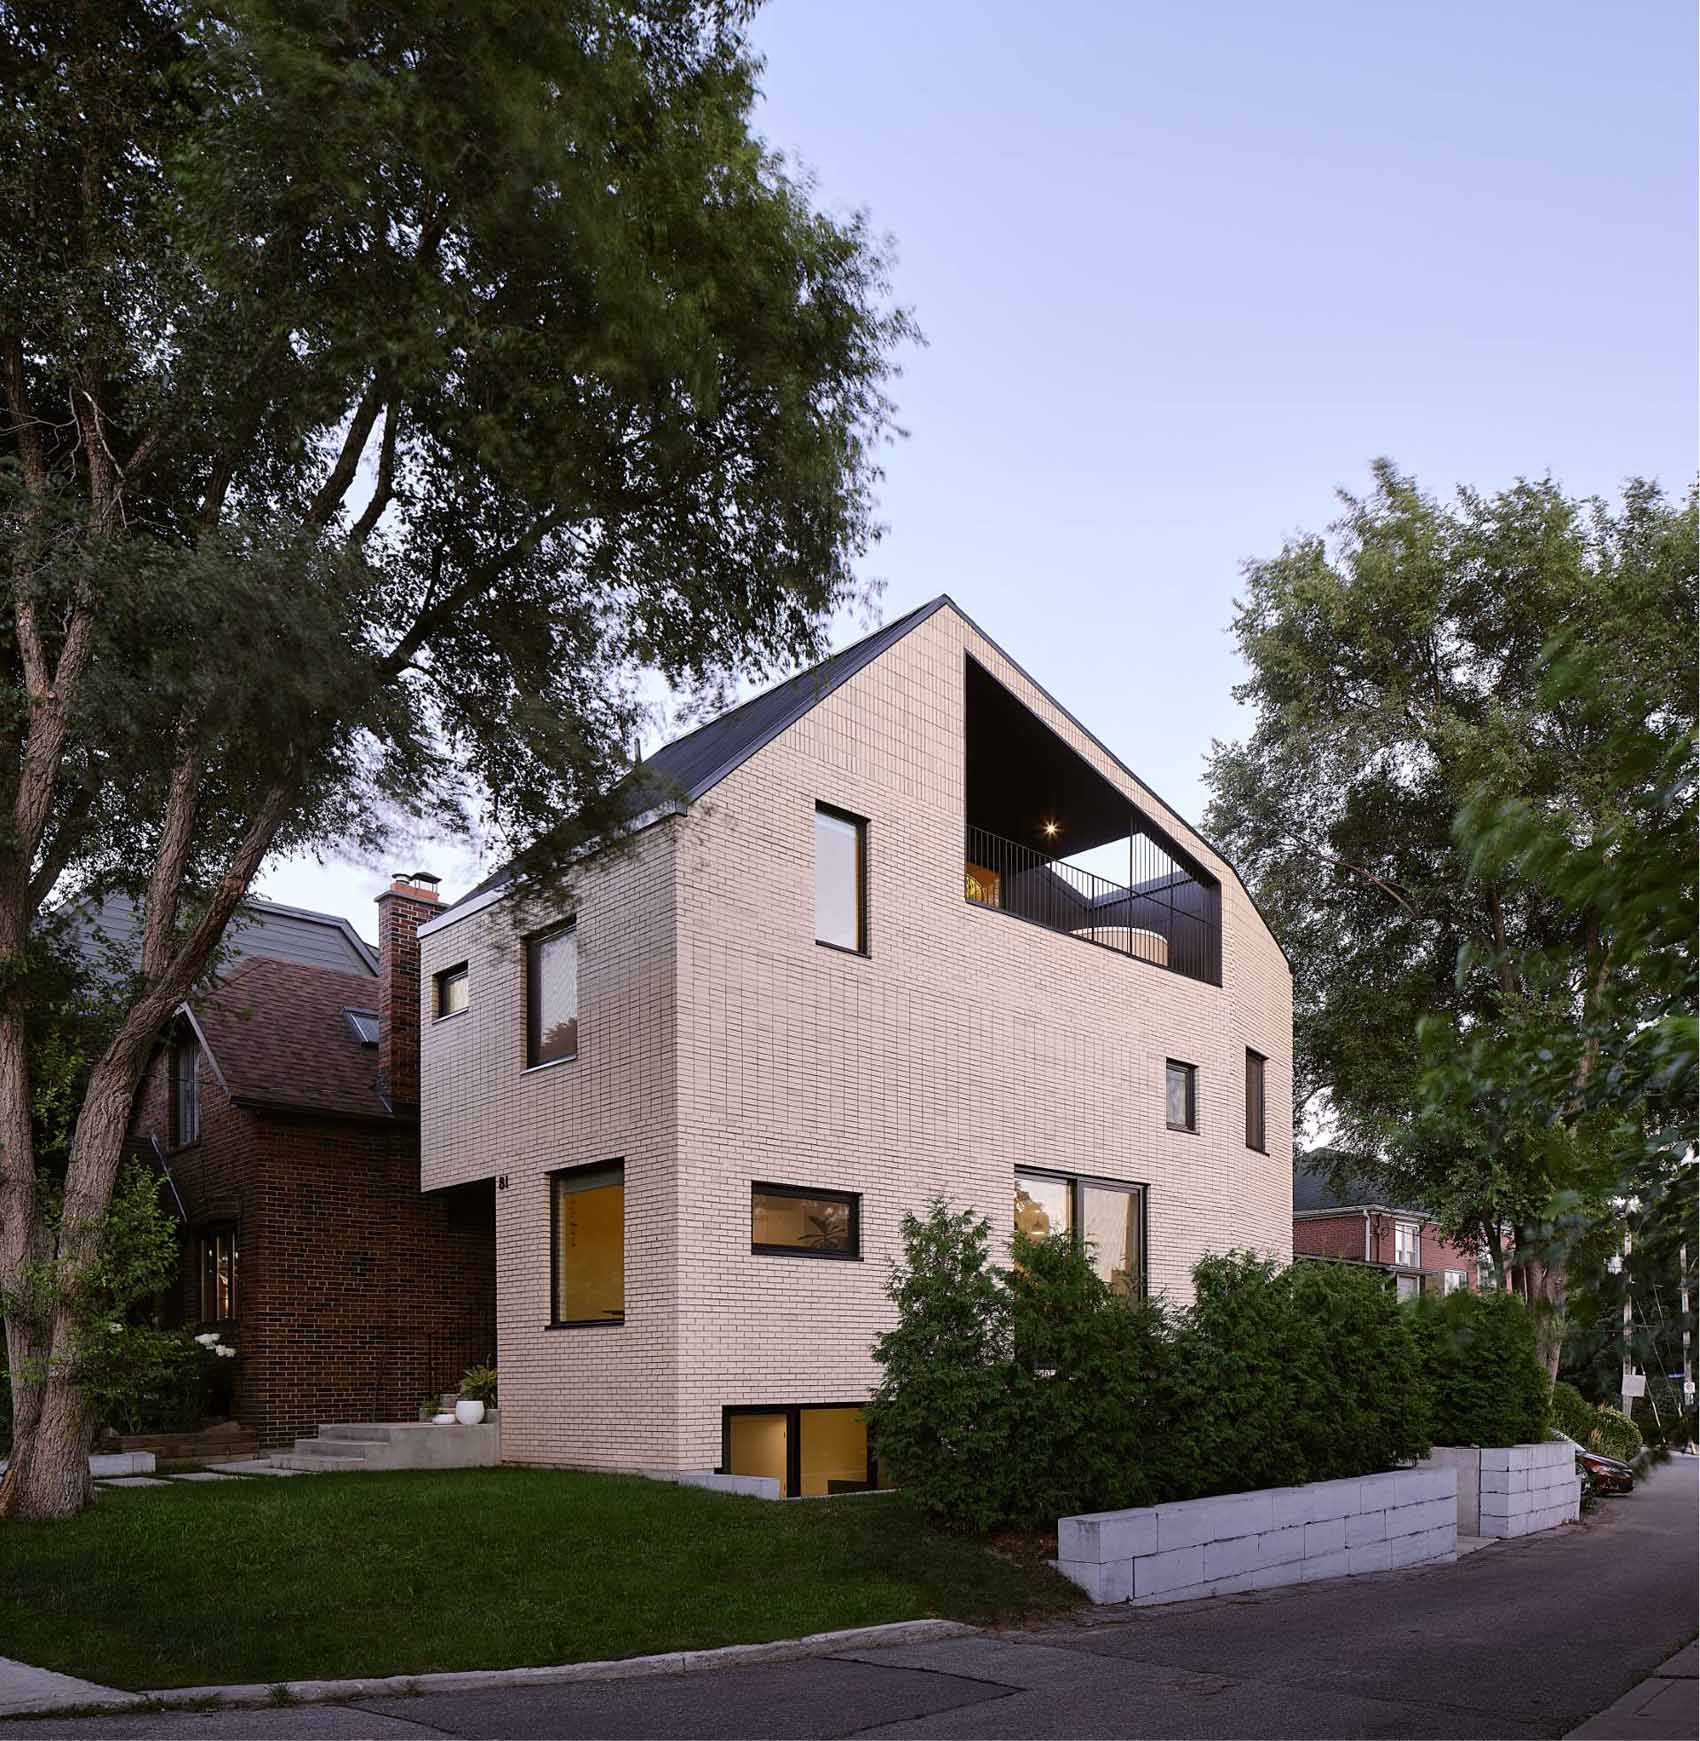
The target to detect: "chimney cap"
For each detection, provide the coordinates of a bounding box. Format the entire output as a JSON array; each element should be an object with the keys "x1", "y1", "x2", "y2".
[{"x1": 387, "y1": 870, "x2": 441, "y2": 901}]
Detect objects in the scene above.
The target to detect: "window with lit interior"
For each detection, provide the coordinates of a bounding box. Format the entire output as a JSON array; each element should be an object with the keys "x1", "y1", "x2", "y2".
[
  {"x1": 1014, "y1": 1167, "x2": 1144, "y2": 1299},
  {"x1": 198, "y1": 1227, "x2": 237, "y2": 1321},
  {"x1": 724, "y1": 1403, "x2": 876, "y2": 1497},
  {"x1": 751, "y1": 1184, "x2": 859, "y2": 1258},
  {"x1": 551, "y1": 1162, "x2": 623, "y2": 1325}
]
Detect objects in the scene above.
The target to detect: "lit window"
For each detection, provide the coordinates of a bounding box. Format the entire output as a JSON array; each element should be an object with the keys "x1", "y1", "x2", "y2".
[
  {"x1": 198, "y1": 1227, "x2": 237, "y2": 1321},
  {"x1": 1394, "y1": 1221, "x2": 1419, "y2": 1267},
  {"x1": 173, "y1": 1037, "x2": 200, "y2": 1147},
  {"x1": 527, "y1": 924, "x2": 577, "y2": 1066},
  {"x1": 1014, "y1": 1168, "x2": 1144, "y2": 1299},
  {"x1": 1245, "y1": 1049, "x2": 1267, "y2": 1152},
  {"x1": 725, "y1": 1404, "x2": 874, "y2": 1498},
  {"x1": 1165, "y1": 1060, "x2": 1197, "y2": 1132},
  {"x1": 814, "y1": 805, "x2": 867, "y2": 953},
  {"x1": 551, "y1": 1162, "x2": 623, "y2": 1325},
  {"x1": 751, "y1": 1185, "x2": 859, "y2": 1258},
  {"x1": 434, "y1": 964, "x2": 469, "y2": 1019}
]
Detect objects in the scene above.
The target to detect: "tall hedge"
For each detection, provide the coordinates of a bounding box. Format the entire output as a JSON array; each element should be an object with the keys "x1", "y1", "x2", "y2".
[{"x1": 1407, "y1": 1288, "x2": 1550, "y2": 1447}]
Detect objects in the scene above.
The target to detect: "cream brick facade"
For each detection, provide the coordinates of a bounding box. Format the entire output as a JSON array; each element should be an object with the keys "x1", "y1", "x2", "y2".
[{"x1": 420, "y1": 601, "x2": 1292, "y2": 1475}]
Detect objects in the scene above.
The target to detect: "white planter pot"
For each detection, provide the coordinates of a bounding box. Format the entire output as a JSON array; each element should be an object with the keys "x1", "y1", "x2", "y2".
[{"x1": 454, "y1": 1400, "x2": 486, "y2": 1426}]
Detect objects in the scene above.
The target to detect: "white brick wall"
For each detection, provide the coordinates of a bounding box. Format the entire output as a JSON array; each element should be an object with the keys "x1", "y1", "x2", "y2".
[
  {"x1": 419, "y1": 602, "x2": 1294, "y2": 1473},
  {"x1": 1477, "y1": 1440, "x2": 1581, "y2": 1537},
  {"x1": 1058, "y1": 1466, "x2": 1457, "y2": 1606}
]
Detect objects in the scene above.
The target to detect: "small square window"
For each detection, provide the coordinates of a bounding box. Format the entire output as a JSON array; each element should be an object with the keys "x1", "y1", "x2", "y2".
[
  {"x1": 1165, "y1": 1060, "x2": 1197, "y2": 1132},
  {"x1": 434, "y1": 963, "x2": 469, "y2": 1020},
  {"x1": 751, "y1": 1184, "x2": 860, "y2": 1259}
]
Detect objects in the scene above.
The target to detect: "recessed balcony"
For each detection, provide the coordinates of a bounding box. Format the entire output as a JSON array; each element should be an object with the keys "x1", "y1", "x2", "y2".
[{"x1": 964, "y1": 656, "x2": 1222, "y2": 987}]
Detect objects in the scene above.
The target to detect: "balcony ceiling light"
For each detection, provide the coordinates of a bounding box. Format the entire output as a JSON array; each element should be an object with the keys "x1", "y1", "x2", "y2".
[{"x1": 1041, "y1": 818, "x2": 1060, "y2": 840}]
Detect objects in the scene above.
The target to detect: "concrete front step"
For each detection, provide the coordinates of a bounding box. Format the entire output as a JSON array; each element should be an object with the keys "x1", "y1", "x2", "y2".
[{"x1": 277, "y1": 1416, "x2": 501, "y2": 1474}]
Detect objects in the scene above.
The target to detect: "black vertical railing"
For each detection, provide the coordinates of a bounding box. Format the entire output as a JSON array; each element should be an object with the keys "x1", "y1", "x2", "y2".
[{"x1": 965, "y1": 824, "x2": 1221, "y2": 985}]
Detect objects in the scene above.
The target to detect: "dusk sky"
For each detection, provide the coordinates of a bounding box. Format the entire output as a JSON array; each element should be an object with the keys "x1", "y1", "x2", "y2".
[{"x1": 260, "y1": 0, "x2": 1697, "y2": 929}]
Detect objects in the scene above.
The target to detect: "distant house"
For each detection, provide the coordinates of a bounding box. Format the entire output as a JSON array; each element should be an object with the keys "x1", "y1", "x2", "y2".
[
  {"x1": 123, "y1": 878, "x2": 495, "y2": 1449},
  {"x1": 1292, "y1": 1153, "x2": 1479, "y2": 1299}
]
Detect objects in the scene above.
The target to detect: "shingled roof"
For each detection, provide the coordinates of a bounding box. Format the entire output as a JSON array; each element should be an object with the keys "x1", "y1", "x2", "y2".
[
  {"x1": 1293, "y1": 1151, "x2": 1431, "y2": 1217},
  {"x1": 189, "y1": 957, "x2": 393, "y2": 1121}
]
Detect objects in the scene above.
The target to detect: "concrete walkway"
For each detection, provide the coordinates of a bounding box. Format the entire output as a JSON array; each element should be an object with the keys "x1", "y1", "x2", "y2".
[
  {"x1": 1567, "y1": 1641, "x2": 1698, "y2": 1740},
  {"x1": 0, "y1": 1658, "x2": 137, "y2": 1720}
]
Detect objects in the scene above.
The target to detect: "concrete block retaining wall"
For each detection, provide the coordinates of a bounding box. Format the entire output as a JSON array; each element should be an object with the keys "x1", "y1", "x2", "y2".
[
  {"x1": 1057, "y1": 1467, "x2": 1457, "y2": 1606},
  {"x1": 1476, "y1": 1440, "x2": 1579, "y2": 1538}
]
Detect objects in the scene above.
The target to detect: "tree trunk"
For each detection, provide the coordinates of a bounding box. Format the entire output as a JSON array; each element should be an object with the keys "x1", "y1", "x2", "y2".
[
  {"x1": 1512, "y1": 1243, "x2": 1566, "y2": 1383},
  {"x1": 0, "y1": 1021, "x2": 156, "y2": 1519}
]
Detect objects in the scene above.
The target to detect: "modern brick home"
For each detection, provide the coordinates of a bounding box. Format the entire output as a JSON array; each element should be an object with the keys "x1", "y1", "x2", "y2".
[
  {"x1": 418, "y1": 598, "x2": 1293, "y2": 1493},
  {"x1": 1292, "y1": 1153, "x2": 1480, "y2": 1298},
  {"x1": 131, "y1": 879, "x2": 496, "y2": 1448}
]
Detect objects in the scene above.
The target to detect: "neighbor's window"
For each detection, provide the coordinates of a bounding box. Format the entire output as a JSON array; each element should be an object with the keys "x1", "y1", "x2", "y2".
[
  {"x1": 814, "y1": 804, "x2": 867, "y2": 953},
  {"x1": 172, "y1": 1037, "x2": 200, "y2": 1147},
  {"x1": 1245, "y1": 1049, "x2": 1267, "y2": 1152},
  {"x1": 435, "y1": 963, "x2": 469, "y2": 1019},
  {"x1": 198, "y1": 1227, "x2": 237, "y2": 1321},
  {"x1": 1165, "y1": 1060, "x2": 1197, "y2": 1132},
  {"x1": 1394, "y1": 1221, "x2": 1419, "y2": 1268},
  {"x1": 1443, "y1": 1269, "x2": 1466, "y2": 1294},
  {"x1": 527, "y1": 923, "x2": 578, "y2": 1066},
  {"x1": 751, "y1": 1184, "x2": 860, "y2": 1259},
  {"x1": 1014, "y1": 1168, "x2": 1144, "y2": 1299},
  {"x1": 551, "y1": 1162, "x2": 624, "y2": 1325}
]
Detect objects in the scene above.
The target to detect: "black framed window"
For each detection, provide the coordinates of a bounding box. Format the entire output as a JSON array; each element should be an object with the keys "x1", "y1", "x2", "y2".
[
  {"x1": 198, "y1": 1226, "x2": 237, "y2": 1321},
  {"x1": 751, "y1": 1184, "x2": 860, "y2": 1259},
  {"x1": 435, "y1": 963, "x2": 469, "y2": 1019},
  {"x1": 722, "y1": 1403, "x2": 877, "y2": 1497},
  {"x1": 172, "y1": 1037, "x2": 200, "y2": 1147},
  {"x1": 527, "y1": 923, "x2": 578, "y2": 1066},
  {"x1": 550, "y1": 1161, "x2": 624, "y2": 1326},
  {"x1": 814, "y1": 804, "x2": 867, "y2": 953},
  {"x1": 1165, "y1": 1059, "x2": 1197, "y2": 1132},
  {"x1": 1245, "y1": 1048, "x2": 1267, "y2": 1152},
  {"x1": 1014, "y1": 1167, "x2": 1145, "y2": 1299}
]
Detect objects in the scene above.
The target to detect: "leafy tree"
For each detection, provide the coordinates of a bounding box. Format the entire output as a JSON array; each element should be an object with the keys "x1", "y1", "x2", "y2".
[
  {"x1": 1205, "y1": 463, "x2": 1696, "y2": 1372},
  {"x1": 0, "y1": 0, "x2": 912, "y2": 1517},
  {"x1": 1407, "y1": 1287, "x2": 1549, "y2": 1448}
]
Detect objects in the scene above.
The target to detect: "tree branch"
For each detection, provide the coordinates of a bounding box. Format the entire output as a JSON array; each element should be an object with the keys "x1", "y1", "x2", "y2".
[
  {"x1": 307, "y1": 377, "x2": 387, "y2": 529},
  {"x1": 139, "y1": 737, "x2": 204, "y2": 986},
  {"x1": 349, "y1": 401, "x2": 400, "y2": 542}
]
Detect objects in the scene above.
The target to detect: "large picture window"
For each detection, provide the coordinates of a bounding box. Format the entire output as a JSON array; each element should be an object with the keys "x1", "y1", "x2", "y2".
[
  {"x1": 814, "y1": 805, "x2": 867, "y2": 953},
  {"x1": 197, "y1": 1227, "x2": 237, "y2": 1321},
  {"x1": 751, "y1": 1184, "x2": 859, "y2": 1259},
  {"x1": 172, "y1": 1037, "x2": 200, "y2": 1147},
  {"x1": 551, "y1": 1162, "x2": 624, "y2": 1326},
  {"x1": 723, "y1": 1403, "x2": 876, "y2": 1497},
  {"x1": 1245, "y1": 1048, "x2": 1267, "y2": 1152},
  {"x1": 1014, "y1": 1168, "x2": 1145, "y2": 1299},
  {"x1": 527, "y1": 923, "x2": 578, "y2": 1067}
]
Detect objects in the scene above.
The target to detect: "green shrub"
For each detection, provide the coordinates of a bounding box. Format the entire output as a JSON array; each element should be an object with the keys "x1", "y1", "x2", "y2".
[
  {"x1": 1549, "y1": 1380, "x2": 1597, "y2": 1443},
  {"x1": 1408, "y1": 1288, "x2": 1549, "y2": 1446},
  {"x1": 1591, "y1": 1405, "x2": 1643, "y2": 1463},
  {"x1": 79, "y1": 1326, "x2": 215, "y2": 1434}
]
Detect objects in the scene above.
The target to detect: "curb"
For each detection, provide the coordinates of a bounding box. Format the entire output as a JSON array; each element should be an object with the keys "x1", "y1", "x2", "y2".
[{"x1": 132, "y1": 1619, "x2": 979, "y2": 1712}]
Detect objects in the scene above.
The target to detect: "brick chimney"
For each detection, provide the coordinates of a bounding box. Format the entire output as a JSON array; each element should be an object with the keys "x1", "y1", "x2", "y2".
[{"x1": 377, "y1": 870, "x2": 440, "y2": 1110}]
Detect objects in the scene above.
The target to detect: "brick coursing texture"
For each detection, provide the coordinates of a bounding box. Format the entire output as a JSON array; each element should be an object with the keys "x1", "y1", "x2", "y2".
[
  {"x1": 131, "y1": 903, "x2": 497, "y2": 1451},
  {"x1": 1292, "y1": 1212, "x2": 1480, "y2": 1284},
  {"x1": 420, "y1": 602, "x2": 1294, "y2": 1474}
]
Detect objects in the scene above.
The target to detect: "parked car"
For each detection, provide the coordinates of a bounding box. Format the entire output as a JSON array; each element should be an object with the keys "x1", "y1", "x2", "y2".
[{"x1": 1551, "y1": 1428, "x2": 1635, "y2": 1495}]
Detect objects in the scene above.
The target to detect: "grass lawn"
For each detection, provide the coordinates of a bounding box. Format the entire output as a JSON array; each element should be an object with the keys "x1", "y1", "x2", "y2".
[{"x1": 0, "y1": 1468, "x2": 1079, "y2": 1691}]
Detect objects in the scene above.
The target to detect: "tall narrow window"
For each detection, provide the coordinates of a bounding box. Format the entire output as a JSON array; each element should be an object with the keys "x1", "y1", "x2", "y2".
[
  {"x1": 1394, "y1": 1221, "x2": 1419, "y2": 1267},
  {"x1": 173, "y1": 1037, "x2": 200, "y2": 1147},
  {"x1": 551, "y1": 1162, "x2": 624, "y2": 1325},
  {"x1": 1165, "y1": 1060, "x2": 1197, "y2": 1132},
  {"x1": 435, "y1": 963, "x2": 469, "y2": 1019},
  {"x1": 1245, "y1": 1049, "x2": 1267, "y2": 1152},
  {"x1": 527, "y1": 923, "x2": 577, "y2": 1066},
  {"x1": 198, "y1": 1227, "x2": 237, "y2": 1321},
  {"x1": 814, "y1": 805, "x2": 866, "y2": 953}
]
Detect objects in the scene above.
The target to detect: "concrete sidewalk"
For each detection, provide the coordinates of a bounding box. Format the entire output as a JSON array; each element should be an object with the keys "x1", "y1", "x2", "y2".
[
  {"x1": 1566, "y1": 1641, "x2": 1698, "y2": 1740},
  {"x1": 0, "y1": 1657, "x2": 138, "y2": 1720}
]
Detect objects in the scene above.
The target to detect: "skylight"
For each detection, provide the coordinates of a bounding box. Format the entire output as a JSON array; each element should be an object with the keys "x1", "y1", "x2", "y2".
[{"x1": 345, "y1": 1009, "x2": 379, "y2": 1047}]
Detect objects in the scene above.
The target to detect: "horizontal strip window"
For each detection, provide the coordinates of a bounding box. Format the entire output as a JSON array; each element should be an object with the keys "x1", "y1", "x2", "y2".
[
  {"x1": 751, "y1": 1184, "x2": 860, "y2": 1259},
  {"x1": 722, "y1": 1403, "x2": 879, "y2": 1498}
]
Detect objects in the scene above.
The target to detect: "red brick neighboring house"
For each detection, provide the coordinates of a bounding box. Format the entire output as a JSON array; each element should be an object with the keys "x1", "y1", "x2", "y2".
[
  {"x1": 131, "y1": 875, "x2": 495, "y2": 1449},
  {"x1": 1293, "y1": 1154, "x2": 1480, "y2": 1299}
]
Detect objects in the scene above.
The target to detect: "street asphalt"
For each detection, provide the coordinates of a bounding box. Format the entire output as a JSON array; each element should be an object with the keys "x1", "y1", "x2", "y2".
[{"x1": 17, "y1": 1457, "x2": 1697, "y2": 1740}]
